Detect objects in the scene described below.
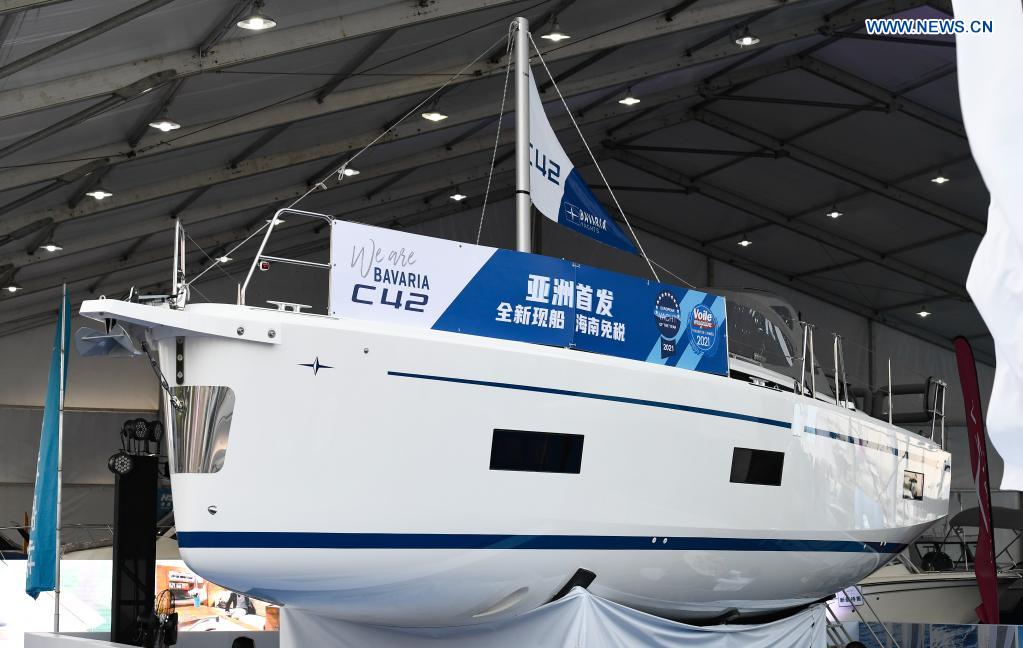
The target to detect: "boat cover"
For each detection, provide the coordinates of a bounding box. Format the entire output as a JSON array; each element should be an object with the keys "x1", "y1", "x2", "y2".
[{"x1": 280, "y1": 588, "x2": 827, "y2": 648}]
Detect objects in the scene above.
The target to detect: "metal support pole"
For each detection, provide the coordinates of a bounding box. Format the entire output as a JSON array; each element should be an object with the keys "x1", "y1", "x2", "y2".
[
  {"x1": 809, "y1": 326, "x2": 816, "y2": 398},
  {"x1": 514, "y1": 16, "x2": 531, "y2": 253},
  {"x1": 833, "y1": 334, "x2": 840, "y2": 406},
  {"x1": 887, "y1": 357, "x2": 893, "y2": 425},
  {"x1": 54, "y1": 282, "x2": 66, "y2": 632}
]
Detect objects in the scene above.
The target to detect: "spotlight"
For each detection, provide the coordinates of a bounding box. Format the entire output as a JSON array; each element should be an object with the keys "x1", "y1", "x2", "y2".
[
  {"x1": 541, "y1": 18, "x2": 570, "y2": 42},
  {"x1": 237, "y1": 0, "x2": 276, "y2": 30},
  {"x1": 618, "y1": 90, "x2": 641, "y2": 106},
  {"x1": 421, "y1": 110, "x2": 448, "y2": 122},
  {"x1": 43, "y1": 242, "x2": 63, "y2": 252},
  {"x1": 826, "y1": 206, "x2": 842, "y2": 219},
  {"x1": 449, "y1": 190, "x2": 467, "y2": 202},
  {"x1": 217, "y1": 255, "x2": 232, "y2": 264},
  {"x1": 86, "y1": 189, "x2": 113, "y2": 200},
  {"x1": 735, "y1": 27, "x2": 760, "y2": 47},
  {"x1": 131, "y1": 417, "x2": 149, "y2": 441},
  {"x1": 108, "y1": 451, "x2": 135, "y2": 476},
  {"x1": 930, "y1": 175, "x2": 950, "y2": 184},
  {"x1": 148, "y1": 420, "x2": 164, "y2": 443},
  {"x1": 341, "y1": 168, "x2": 360, "y2": 177},
  {"x1": 4, "y1": 285, "x2": 21, "y2": 293},
  {"x1": 148, "y1": 115, "x2": 181, "y2": 132},
  {"x1": 738, "y1": 236, "x2": 752, "y2": 247},
  {"x1": 917, "y1": 306, "x2": 931, "y2": 318}
]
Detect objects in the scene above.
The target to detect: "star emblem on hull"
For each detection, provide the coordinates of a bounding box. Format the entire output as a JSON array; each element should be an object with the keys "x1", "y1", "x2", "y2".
[{"x1": 299, "y1": 357, "x2": 333, "y2": 375}]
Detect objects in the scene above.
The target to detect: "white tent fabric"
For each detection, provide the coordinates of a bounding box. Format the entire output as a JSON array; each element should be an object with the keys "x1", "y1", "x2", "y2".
[
  {"x1": 953, "y1": 0, "x2": 1023, "y2": 489},
  {"x1": 280, "y1": 588, "x2": 827, "y2": 648}
]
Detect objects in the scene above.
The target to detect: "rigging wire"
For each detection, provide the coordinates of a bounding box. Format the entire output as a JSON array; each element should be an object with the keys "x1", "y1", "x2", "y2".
[
  {"x1": 477, "y1": 24, "x2": 514, "y2": 244},
  {"x1": 527, "y1": 31, "x2": 660, "y2": 282},
  {"x1": 286, "y1": 30, "x2": 511, "y2": 213}
]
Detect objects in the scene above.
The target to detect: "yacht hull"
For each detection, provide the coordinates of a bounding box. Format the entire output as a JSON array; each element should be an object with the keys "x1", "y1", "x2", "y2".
[{"x1": 81, "y1": 300, "x2": 951, "y2": 626}]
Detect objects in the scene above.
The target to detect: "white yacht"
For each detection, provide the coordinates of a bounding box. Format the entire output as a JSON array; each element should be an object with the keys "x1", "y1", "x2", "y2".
[{"x1": 77, "y1": 17, "x2": 951, "y2": 627}]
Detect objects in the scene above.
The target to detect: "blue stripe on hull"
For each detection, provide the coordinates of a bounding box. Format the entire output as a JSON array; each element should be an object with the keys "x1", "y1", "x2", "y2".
[
  {"x1": 387, "y1": 371, "x2": 911, "y2": 457},
  {"x1": 178, "y1": 531, "x2": 904, "y2": 554},
  {"x1": 387, "y1": 370, "x2": 792, "y2": 429}
]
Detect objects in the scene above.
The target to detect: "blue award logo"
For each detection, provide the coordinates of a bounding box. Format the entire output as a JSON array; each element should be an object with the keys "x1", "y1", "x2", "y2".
[
  {"x1": 654, "y1": 291, "x2": 681, "y2": 359},
  {"x1": 688, "y1": 304, "x2": 719, "y2": 355}
]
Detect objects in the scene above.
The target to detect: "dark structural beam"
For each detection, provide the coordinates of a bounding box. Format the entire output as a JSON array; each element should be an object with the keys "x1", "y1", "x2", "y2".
[
  {"x1": 539, "y1": 47, "x2": 620, "y2": 93},
  {"x1": 832, "y1": 31, "x2": 956, "y2": 48},
  {"x1": 0, "y1": 0, "x2": 176, "y2": 81},
  {"x1": 197, "y1": 0, "x2": 253, "y2": 55},
  {"x1": 608, "y1": 148, "x2": 968, "y2": 299},
  {"x1": 0, "y1": 159, "x2": 107, "y2": 219},
  {"x1": 607, "y1": 143, "x2": 778, "y2": 158},
  {"x1": 316, "y1": 31, "x2": 394, "y2": 103},
  {"x1": 0, "y1": 69, "x2": 176, "y2": 161},
  {"x1": 664, "y1": 0, "x2": 703, "y2": 21},
  {"x1": 228, "y1": 124, "x2": 291, "y2": 169}
]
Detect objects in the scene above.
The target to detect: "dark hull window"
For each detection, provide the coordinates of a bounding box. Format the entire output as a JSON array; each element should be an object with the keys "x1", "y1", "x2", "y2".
[
  {"x1": 730, "y1": 448, "x2": 784, "y2": 486},
  {"x1": 490, "y1": 430, "x2": 584, "y2": 474}
]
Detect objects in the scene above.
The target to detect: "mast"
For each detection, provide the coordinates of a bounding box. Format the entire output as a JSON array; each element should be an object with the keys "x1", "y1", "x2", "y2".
[{"x1": 514, "y1": 16, "x2": 531, "y2": 253}]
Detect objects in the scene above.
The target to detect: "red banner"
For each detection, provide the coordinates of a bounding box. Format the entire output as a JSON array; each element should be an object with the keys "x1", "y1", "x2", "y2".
[{"x1": 954, "y1": 336, "x2": 999, "y2": 624}]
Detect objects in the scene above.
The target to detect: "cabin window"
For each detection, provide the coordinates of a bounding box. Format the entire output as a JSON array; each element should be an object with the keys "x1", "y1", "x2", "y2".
[
  {"x1": 490, "y1": 430, "x2": 584, "y2": 474},
  {"x1": 730, "y1": 447, "x2": 784, "y2": 486}
]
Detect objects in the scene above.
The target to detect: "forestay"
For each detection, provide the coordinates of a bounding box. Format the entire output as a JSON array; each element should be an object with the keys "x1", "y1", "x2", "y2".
[{"x1": 330, "y1": 221, "x2": 728, "y2": 376}]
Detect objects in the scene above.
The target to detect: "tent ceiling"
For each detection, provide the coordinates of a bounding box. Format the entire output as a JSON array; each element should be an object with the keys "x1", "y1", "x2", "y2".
[{"x1": 0, "y1": 0, "x2": 991, "y2": 359}]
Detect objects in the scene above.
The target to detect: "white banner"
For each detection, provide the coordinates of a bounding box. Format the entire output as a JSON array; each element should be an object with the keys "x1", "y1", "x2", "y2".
[{"x1": 329, "y1": 220, "x2": 493, "y2": 327}]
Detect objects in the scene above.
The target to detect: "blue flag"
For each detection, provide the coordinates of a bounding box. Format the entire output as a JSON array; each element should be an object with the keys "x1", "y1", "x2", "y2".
[
  {"x1": 26, "y1": 290, "x2": 70, "y2": 599},
  {"x1": 527, "y1": 72, "x2": 638, "y2": 254}
]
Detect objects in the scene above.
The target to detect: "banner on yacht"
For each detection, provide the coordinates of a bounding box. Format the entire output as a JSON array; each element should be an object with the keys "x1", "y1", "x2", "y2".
[
  {"x1": 331, "y1": 221, "x2": 728, "y2": 376},
  {"x1": 527, "y1": 72, "x2": 638, "y2": 254}
]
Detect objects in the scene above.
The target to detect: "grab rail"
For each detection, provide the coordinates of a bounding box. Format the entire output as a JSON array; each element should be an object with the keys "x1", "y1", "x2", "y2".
[{"x1": 240, "y1": 208, "x2": 334, "y2": 306}]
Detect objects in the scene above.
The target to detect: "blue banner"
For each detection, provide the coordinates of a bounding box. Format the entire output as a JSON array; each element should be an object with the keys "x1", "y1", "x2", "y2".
[
  {"x1": 26, "y1": 290, "x2": 70, "y2": 599},
  {"x1": 432, "y1": 249, "x2": 728, "y2": 376}
]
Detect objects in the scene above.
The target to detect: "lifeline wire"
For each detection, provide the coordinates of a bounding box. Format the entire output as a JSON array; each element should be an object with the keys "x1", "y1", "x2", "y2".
[
  {"x1": 528, "y1": 32, "x2": 660, "y2": 282},
  {"x1": 477, "y1": 24, "x2": 514, "y2": 244}
]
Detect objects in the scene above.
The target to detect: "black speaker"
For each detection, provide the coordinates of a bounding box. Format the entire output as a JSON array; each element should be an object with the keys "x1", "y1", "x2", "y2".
[{"x1": 110, "y1": 454, "x2": 158, "y2": 645}]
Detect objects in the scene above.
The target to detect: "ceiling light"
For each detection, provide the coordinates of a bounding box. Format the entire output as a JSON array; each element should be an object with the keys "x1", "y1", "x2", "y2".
[
  {"x1": 541, "y1": 19, "x2": 570, "y2": 42},
  {"x1": 930, "y1": 175, "x2": 950, "y2": 184},
  {"x1": 86, "y1": 189, "x2": 113, "y2": 200},
  {"x1": 826, "y1": 206, "x2": 842, "y2": 219},
  {"x1": 341, "y1": 168, "x2": 360, "y2": 177},
  {"x1": 43, "y1": 242, "x2": 63, "y2": 253},
  {"x1": 148, "y1": 116, "x2": 181, "y2": 132},
  {"x1": 917, "y1": 306, "x2": 931, "y2": 318},
  {"x1": 738, "y1": 236, "x2": 752, "y2": 247},
  {"x1": 619, "y1": 96, "x2": 641, "y2": 106},
  {"x1": 237, "y1": 0, "x2": 276, "y2": 30},
  {"x1": 217, "y1": 255, "x2": 232, "y2": 264},
  {"x1": 450, "y1": 192, "x2": 467, "y2": 202},
  {"x1": 4, "y1": 285, "x2": 20, "y2": 293},
  {"x1": 735, "y1": 27, "x2": 760, "y2": 47},
  {"x1": 421, "y1": 110, "x2": 448, "y2": 122}
]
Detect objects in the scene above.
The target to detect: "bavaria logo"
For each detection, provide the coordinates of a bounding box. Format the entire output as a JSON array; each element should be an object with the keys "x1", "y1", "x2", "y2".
[
  {"x1": 563, "y1": 202, "x2": 608, "y2": 233},
  {"x1": 688, "y1": 305, "x2": 719, "y2": 355}
]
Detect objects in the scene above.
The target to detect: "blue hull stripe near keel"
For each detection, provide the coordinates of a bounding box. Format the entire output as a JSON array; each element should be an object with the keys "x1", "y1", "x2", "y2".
[{"x1": 178, "y1": 531, "x2": 905, "y2": 554}]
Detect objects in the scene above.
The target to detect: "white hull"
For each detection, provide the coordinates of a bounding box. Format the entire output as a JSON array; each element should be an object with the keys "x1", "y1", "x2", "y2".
[
  {"x1": 830, "y1": 568, "x2": 1023, "y2": 624},
  {"x1": 82, "y1": 300, "x2": 951, "y2": 626}
]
